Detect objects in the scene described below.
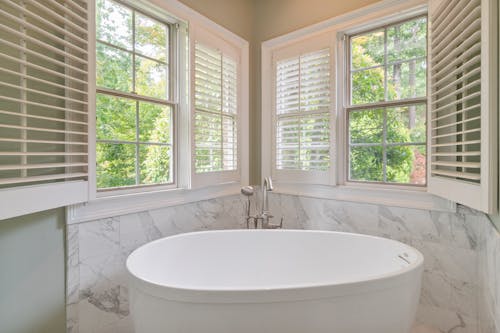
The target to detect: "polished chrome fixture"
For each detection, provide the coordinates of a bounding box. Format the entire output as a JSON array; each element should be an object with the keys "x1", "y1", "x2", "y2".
[{"x1": 241, "y1": 177, "x2": 283, "y2": 229}]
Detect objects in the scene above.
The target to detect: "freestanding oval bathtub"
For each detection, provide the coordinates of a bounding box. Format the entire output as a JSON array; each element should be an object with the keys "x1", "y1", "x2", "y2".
[{"x1": 126, "y1": 230, "x2": 423, "y2": 333}]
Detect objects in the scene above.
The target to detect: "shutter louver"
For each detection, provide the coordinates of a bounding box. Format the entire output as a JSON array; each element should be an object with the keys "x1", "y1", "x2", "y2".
[
  {"x1": 0, "y1": 1, "x2": 88, "y2": 187},
  {"x1": 194, "y1": 42, "x2": 237, "y2": 173},
  {"x1": 428, "y1": 0, "x2": 497, "y2": 213},
  {"x1": 430, "y1": 0, "x2": 481, "y2": 182},
  {"x1": 275, "y1": 48, "x2": 330, "y2": 172}
]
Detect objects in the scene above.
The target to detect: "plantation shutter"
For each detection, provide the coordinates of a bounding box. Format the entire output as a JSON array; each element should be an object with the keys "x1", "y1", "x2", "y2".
[
  {"x1": 428, "y1": 0, "x2": 497, "y2": 213},
  {"x1": 192, "y1": 29, "x2": 240, "y2": 187},
  {"x1": 0, "y1": 0, "x2": 90, "y2": 219},
  {"x1": 273, "y1": 43, "x2": 333, "y2": 184}
]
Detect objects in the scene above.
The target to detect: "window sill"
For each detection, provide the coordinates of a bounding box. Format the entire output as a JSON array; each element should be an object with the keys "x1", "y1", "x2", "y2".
[
  {"x1": 272, "y1": 182, "x2": 456, "y2": 212},
  {"x1": 66, "y1": 182, "x2": 241, "y2": 224}
]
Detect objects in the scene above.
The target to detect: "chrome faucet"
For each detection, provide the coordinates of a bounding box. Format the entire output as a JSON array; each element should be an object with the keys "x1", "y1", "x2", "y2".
[{"x1": 241, "y1": 177, "x2": 283, "y2": 229}]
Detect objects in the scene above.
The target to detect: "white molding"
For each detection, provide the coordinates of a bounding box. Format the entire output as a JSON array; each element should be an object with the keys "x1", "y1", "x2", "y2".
[
  {"x1": 66, "y1": 182, "x2": 240, "y2": 224},
  {"x1": 261, "y1": 0, "x2": 426, "y2": 49},
  {"x1": 1, "y1": 181, "x2": 88, "y2": 220},
  {"x1": 273, "y1": 182, "x2": 456, "y2": 212},
  {"x1": 148, "y1": 0, "x2": 248, "y2": 48}
]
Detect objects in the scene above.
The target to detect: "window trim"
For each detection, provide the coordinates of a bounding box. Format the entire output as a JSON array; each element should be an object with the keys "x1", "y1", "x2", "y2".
[
  {"x1": 260, "y1": 0, "x2": 455, "y2": 210},
  {"x1": 69, "y1": 0, "x2": 249, "y2": 223}
]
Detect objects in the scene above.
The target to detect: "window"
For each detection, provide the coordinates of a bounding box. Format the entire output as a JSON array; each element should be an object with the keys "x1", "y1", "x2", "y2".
[
  {"x1": 190, "y1": 27, "x2": 244, "y2": 188},
  {"x1": 194, "y1": 42, "x2": 238, "y2": 173},
  {"x1": 268, "y1": 33, "x2": 334, "y2": 185},
  {"x1": 275, "y1": 49, "x2": 331, "y2": 172},
  {"x1": 95, "y1": 0, "x2": 175, "y2": 191},
  {"x1": 347, "y1": 16, "x2": 428, "y2": 185}
]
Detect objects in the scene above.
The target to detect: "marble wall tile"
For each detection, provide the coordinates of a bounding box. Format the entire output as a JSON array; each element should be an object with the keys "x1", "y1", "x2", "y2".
[{"x1": 66, "y1": 192, "x2": 499, "y2": 333}]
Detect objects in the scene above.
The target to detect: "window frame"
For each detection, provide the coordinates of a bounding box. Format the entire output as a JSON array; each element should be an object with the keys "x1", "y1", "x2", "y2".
[
  {"x1": 94, "y1": 0, "x2": 178, "y2": 195},
  {"x1": 261, "y1": 0, "x2": 456, "y2": 211},
  {"x1": 190, "y1": 26, "x2": 244, "y2": 188},
  {"x1": 68, "y1": 0, "x2": 249, "y2": 223},
  {"x1": 270, "y1": 33, "x2": 336, "y2": 186},
  {"x1": 343, "y1": 15, "x2": 428, "y2": 187}
]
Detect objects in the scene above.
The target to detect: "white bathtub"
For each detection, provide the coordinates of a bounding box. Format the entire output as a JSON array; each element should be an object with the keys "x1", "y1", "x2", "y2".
[{"x1": 126, "y1": 230, "x2": 423, "y2": 333}]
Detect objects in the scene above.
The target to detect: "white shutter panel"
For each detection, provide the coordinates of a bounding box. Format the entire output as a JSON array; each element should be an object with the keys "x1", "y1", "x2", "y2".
[
  {"x1": 194, "y1": 42, "x2": 238, "y2": 174},
  {"x1": 274, "y1": 48, "x2": 331, "y2": 182},
  {"x1": 0, "y1": 0, "x2": 90, "y2": 219},
  {"x1": 428, "y1": 0, "x2": 497, "y2": 213}
]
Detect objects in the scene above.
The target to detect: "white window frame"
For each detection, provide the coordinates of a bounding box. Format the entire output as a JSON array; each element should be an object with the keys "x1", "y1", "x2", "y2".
[
  {"x1": 68, "y1": 0, "x2": 249, "y2": 223},
  {"x1": 262, "y1": 0, "x2": 455, "y2": 212},
  {"x1": 94, "y1": 0, "x2": 178, "y2": 195},
  {"x1": 271, "y1": 33, "x2": 336, "y2": 185},
  {"x1": 191, "y1": 27, "x2": 242, "y2": 188}
]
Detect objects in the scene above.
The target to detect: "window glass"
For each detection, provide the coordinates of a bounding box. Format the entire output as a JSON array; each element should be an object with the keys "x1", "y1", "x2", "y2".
[
  {"x1": 348, "y1": 17, "x2": 427, "y2": 185},
  {"x1": 96, "y1": 0, "x2": 174, "y2": 190}
]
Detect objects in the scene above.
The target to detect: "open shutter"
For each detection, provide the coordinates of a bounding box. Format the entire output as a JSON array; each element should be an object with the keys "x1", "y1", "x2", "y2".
[
  {"x1": 272, "y1": 38, "x2": 333, "y2": 185},
  {"x1": 0, "y1": 0, "x2": 90, "y2": 219},
  {"x1": 191, "y1": 28, "x2": 240, "y2": 187},
  {"x1": 428, "y1": 0, "x2": 497, "y2": 213}
]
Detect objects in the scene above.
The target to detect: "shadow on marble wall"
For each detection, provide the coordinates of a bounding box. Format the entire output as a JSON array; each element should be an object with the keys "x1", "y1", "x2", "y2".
[{"x1": 66, "y1": 192, "x2": 499, "y2": 333}]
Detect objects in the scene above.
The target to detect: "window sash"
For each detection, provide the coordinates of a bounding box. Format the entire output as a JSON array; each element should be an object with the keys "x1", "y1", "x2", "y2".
[
  {"x1": 345, "y1": 16, "x2": 428, "y2": 186},
  {"x1": 95, "y1": 0, "x2": 177, "y2": 191}
]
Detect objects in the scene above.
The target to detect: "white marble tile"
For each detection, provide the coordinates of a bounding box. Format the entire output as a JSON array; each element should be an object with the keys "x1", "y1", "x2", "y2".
[{"x1": 67, "y1": 194, "x2": 499, "y2": 333}]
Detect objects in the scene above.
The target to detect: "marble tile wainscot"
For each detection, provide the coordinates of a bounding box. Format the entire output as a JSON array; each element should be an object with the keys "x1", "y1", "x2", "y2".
[{"x1": 66, "y1": 192, "x2": 500, "y2": 333}]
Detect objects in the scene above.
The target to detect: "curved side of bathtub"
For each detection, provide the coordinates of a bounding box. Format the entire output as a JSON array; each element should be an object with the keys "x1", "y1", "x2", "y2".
[{"x1": 126, "y1": 230, "x2": 424, "y2": 333}]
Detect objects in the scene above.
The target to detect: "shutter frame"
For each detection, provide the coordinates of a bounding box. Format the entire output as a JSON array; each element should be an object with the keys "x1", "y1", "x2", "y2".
[
  {"x1": 0, "y1": 0, "x2": 91, "y2": 219},
  {"x1": 271, "y1": 33, "x2": 335, "y2": 185},
  {"x1": 191, "y1": 26, "x2": 242, "y2": 188},
  {"x1": 427, "y1": 0, "x2": 498, "y2": 213}
]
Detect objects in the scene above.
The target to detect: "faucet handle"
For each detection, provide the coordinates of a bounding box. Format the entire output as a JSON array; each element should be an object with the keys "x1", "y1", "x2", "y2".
[{"x1": 266, "y1": 216, "x2": 283, "y2": 229}]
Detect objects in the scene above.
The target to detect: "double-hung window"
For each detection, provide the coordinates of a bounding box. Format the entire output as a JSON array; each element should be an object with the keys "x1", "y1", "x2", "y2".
[
  {"x1": 95, "y1": 0, "x2": 175, "y2": 191},
  {"x1": 346, "y1": 16, "x2": 428, "y2": 186}
]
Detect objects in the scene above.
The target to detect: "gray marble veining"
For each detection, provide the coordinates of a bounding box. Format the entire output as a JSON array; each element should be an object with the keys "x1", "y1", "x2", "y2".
[{"x1": 66, "y1": 192, "x2": 499, "y2": 333}]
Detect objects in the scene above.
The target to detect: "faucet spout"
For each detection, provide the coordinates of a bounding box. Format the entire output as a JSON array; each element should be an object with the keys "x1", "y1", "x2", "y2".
[{"x1": 261, "y1": 176, "x2": 273, "y2": 215}]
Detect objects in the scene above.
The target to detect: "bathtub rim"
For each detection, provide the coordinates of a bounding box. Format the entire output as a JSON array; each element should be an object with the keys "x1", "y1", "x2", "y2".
[{"x1": 126, "y1": 229, "x2": 424, "y2": 303}]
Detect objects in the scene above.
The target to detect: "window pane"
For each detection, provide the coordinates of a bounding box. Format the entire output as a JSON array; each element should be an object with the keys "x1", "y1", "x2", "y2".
[
  {"x1": 349, "y1": 146, "x2": 383, "y2": 182},
  {"x1": 387, "y1": 17, "x2": 427, "y2": 63},
  {"x1": 351, "y1": 30, "x2": 385, "y2": 70},
  {"x1": 96, "y1": 94, "x2": 136, "y2": 141},
  {"x1": 349, "y1": 109, "x2": 383, "y2": 144},
  {"x1": 139, "y1": 103, "x2": 171, "y2": 143},
  {"x1": 386, "y1": 104, "x2": 426, "y2": 144},
  {"x1": 351, "y1": 68, "x2": 385, "y2": 105},
  {"x1": 135, "y1": 13, "x2": 168, "y2": 62},
  {"x1": 195, "y1": 111, "x2": 222, "y2": 172},
  {"x1": 135, "y1": 56, "x2": 168, "y2": 99},
  {"x1": 222, "y1": 115, "x2": 237, "y2": 170},
  {"x1": 139, "y1": 144, "x2": 172, "y2": 184},
  {"x1": 96, "y1": 43, "x2": 132, "y2": 92},
  {"x1": 300, "y1": 114, "x2": 330, "y2": 171},
  {"x1": 386, "y1": 145, "x2": 426, "y2": 185},
  {"x1": 387, "y1": 59, "x2": 426, "y2": 101},
  {"x1": 276, "y1": 117, "x2": 300, "y2": 170},
  {"x1": 96, "y1": 143, "x2": 136, "y2": 188},
  {"x1": 276, "y1": 57, "x2": 299, "y2": 114},
  {"x1": 96, "y1": 0, "x2": 132, "y2": 49},
  {"x1": 300, "y1": 49, "x2": 330, "y2": 112}
]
